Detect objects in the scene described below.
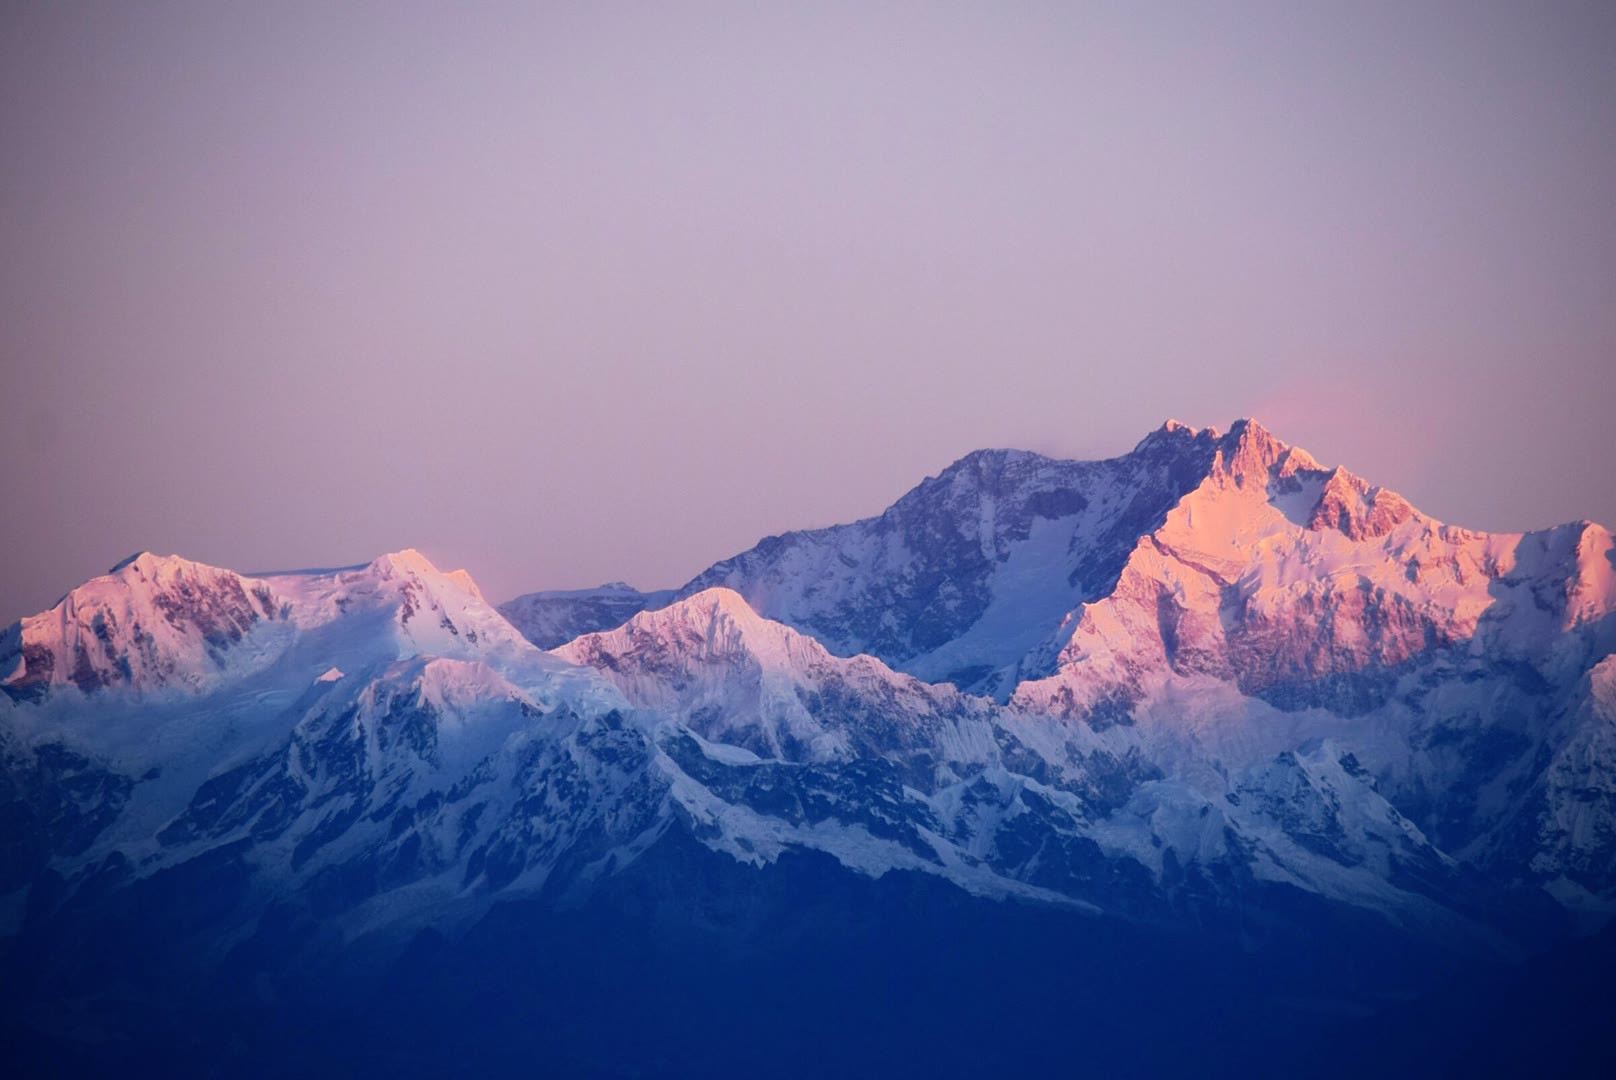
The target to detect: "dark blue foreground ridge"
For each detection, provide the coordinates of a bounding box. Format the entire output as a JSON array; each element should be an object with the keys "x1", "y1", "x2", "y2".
[{"x1": 3, "y1": 420, "x2": 1613, "y2": 1077}]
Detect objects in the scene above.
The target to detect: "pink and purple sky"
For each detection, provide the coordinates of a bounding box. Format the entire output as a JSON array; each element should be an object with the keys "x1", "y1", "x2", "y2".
[{"x1": 2, "y1": 2, "x2": 1614, "y2": 624}]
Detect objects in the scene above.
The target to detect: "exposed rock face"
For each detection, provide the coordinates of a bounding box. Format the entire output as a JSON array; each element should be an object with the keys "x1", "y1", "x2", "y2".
[
  {"x1": 491, "y1": 419, "x2": 1616, "y2": 922},
  {"x1": 0, "y1": 553, "x2": 283, "y2": 698},
  {"x1": 503, "y1": 425, "x2": 1236, "y2": 697},
  {"x1": 670, "y1": 432, "x2": 1230, "y2": 698},
  {"x1": 1307, "y1": 467, "x2": 1419, "y2": 541},
  {"x1": 2, "y1": 420, "x2": 1615, "y2": 1073},
  {"x1": 498, "y1": 583, "x2": 675, "y2": 650},
  {"x1": 558, "y1": 587, "x2": 996, "y2": 783}
]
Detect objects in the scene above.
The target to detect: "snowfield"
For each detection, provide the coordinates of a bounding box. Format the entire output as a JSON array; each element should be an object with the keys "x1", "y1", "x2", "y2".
[{"x1": 4, "y1": 419, "x2": 1614, "y2": 977}]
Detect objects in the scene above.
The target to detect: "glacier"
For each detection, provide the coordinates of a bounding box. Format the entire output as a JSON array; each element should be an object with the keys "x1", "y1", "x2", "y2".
[{"x1": 3, "y1": 418, "x2": 1613, "y2": 1076}]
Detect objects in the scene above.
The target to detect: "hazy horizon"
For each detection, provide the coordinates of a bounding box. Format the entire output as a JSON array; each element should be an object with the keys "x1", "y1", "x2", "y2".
[{"x1": 4, "y1": 2, "x2": 1615, "y2": 624}]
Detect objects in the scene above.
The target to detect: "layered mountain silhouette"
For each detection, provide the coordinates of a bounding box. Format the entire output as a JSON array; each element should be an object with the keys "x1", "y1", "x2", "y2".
[{"x1": 4, "y1": 419, "x2": 1613, "y2": 1077}]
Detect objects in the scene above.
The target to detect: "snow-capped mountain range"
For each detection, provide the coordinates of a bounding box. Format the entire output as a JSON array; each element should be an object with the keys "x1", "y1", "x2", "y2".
[
  {"x1": 512, "y1": 419, "x2": 1616, "y2": 921},
  {"x1": 3, "y1": 418, "x2": 1614, "y2": 1058}
]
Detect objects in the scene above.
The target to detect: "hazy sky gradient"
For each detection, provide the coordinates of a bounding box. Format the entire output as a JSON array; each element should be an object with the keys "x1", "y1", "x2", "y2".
[{"x1": 3, "y1": 1, "x2": 1614, "y2": 623}]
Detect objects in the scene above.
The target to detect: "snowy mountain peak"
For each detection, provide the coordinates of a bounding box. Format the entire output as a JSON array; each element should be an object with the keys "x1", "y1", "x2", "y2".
[
  {"x1": 1273, "y1": 444, "x2": 1323, "y2": 478},
  {"x1": 1132, "y1": 417, "x2": 1221, "y2": 455},
  {"x1": 1130, "y1": 418, "x2": 1317, "y2": 488},
  {"x1": 558, "y1": 586, "x2": 976, "y2": 766},
  {"x1": 1227, "y1": 415, "x2": 1274, "y2": 441},
  {"x1": 1, "y1": 553, "x2": 284, "y2": 698},
  {"x1": 674, "y1": 585, "x2": 770, "y2": 622},
  {"x1": 7, "y1": 417, "x2": 1616, "y2": 1064},
  {"x1": 107, "y1": 550, "x2": 155, "y2": 573},
  {"x1": 935, "y1": 446, "x2": 1051, "y2": 479},
  {"x1": 510, "y1": 419, "x2": 1611, "y2": 734},
  {"x1": 557, "y1": 587, "x2": 828, "y2": 677},
  {"x1": 108, "y1": 549, "x2": 232, "y2": 583},
  {"x1": 536, "y1": 418, "x2": 1369, "y2": 702},
  {"x1": 363, "y1": 549, "x2": 487, "y2": 602},
  {"x1": 497, "y1": 582, "x2": 678, "y2": 651},
  {"x1": 0, "y1": 546, "x2": 547, "y2": 704},
  {"x1": 378, "y1": 655, "x2": 537, "y2": 719},
  {"x1": 368, "y1": 548, "x2": 445, "y2": 580},
  {"x1": 1305, "y1": 466, "x2": 1420, "y2": 540},
  {"x1": 1141, "y1": 421, "x2": 1426, "y2": 543},
  {"x1": 1210, "y1": 417, "x2": 1292, "y2": 485},
  {"x1": 624, "y1": 586, "x2": 778, "y2": 645},
  {"x1": 367, "y1": 550, "x2": 489, "y2": 604}
]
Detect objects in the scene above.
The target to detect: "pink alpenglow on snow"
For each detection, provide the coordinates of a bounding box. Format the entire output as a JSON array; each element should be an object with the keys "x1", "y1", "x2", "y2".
[{"x1": 3, "y1": 4, "x2": 1615, "y2": 625}]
